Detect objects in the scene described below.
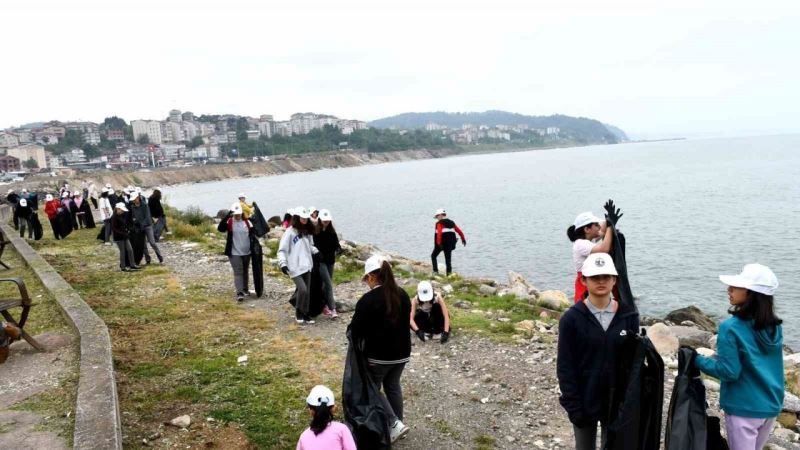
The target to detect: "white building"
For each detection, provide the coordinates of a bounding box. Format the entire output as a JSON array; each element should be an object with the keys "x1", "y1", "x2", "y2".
[
  {"x1": 159, "y1": 143, "x2": 186, "y2": 160},
  {"x1": 182, "y1": 122, "x2": 198, "y2": 140},
  {"x1": 258, "y1": 120, "x2": 274, "y2": 138},
  {"x1": 169, "y1": 109, "x2": 182, "y2": 122},
  {"x1": 546, "y1": 127, "x2": 560, "y2": 135},
  {"x1": 245, "y1": 129, "x2": 260, "y2": 140},
  {"x1": 425, "y1": 123, "x2": 447, "y2": 131},
  {"x1": 62, "y1": 148, "x2": 87, "y2": 164},
  {"x1": 7, "y1": 143, "x2": 47, "y2": 169},
  {"x1": 274, "y1": 122, "x2": 291, "y2": 137},
  {"x1": 0, "y1": 132, "x2": 19, "y2": 148},
  {"x1": 84, "y1": 131, "x2": 101, "y2": 145},
  {"x1": 131, "y1": 120, "x2": 163, "y2": 144},
  {"x1": 487, "y1": 129, "x2": 511, "y2": 141},
  {"x1": 199, "y1": 123, "x2": 215, "y2": 137}
]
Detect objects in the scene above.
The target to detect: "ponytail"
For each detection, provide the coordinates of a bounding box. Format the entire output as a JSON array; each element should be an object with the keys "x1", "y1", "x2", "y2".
[
  {"x1": 377, "y1": 261, "x2": 402, "y2": 326},
  {"x1": 567, "y1": 224, "x2": 592, "y2": 242},
  {"x1": 566, "y1": 225, "x2": 578, "y2": 242},
  {"x1": 309, "y1": 402, "x2": 334, "y2": 435}
]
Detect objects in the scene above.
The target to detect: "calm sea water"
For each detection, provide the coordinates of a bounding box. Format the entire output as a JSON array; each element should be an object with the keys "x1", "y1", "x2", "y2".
[{"x1": 163, "y1": 135, "x2": 800, "y2": 346}]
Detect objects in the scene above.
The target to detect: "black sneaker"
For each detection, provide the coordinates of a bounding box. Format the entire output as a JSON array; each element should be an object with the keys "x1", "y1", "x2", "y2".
[
  {"x1": 129, "y1": 266, "x2": 141, "y2": 271},
  {"x1": 236, "y1": 292, "x2": 244, "y2": 302},
  {"x1": 295, "y1": 310, "x2": 305, "y2": 324},
  {"x1": 121, "y1": 267, "x2": 130, "y2": 272},
  {"x1": 158, "y1": 255, "x2": 164, "y2": 264},
  {"x1": 145, "y1": 257, "x2": 151, "y2": 265},
  {"x1": 303, "y1": 315, "x2": 316, "y2": 324}
]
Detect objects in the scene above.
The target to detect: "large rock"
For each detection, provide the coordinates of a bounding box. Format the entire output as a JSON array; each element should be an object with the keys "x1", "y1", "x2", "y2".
[
  {"x1": 537, "y1": 290, "x2": 570, "y2": 311},
  {"x1": 785, "y1": 353, "x2": 800, "y2": 368},
  {"x1": 506, "y1": 271, "x2": 539, "y2": 300},
  {"x1": 776, "y1": 412, "x2": 798, "y2": 430},
  {"x1": 647, "y1": 323, "x2": 679, "y2": 357},
  {"x1": 479, "y1": 284, "x2": 498, "y2": 296},
  {"x1": 514, "y1": 320, "x2": 536, "y2": 336},
  {"x1": 668, "y1": 326, "x2": 713, "y2": 348},
  {"x1": 784, "y1": 392, "x2": 800, "y2": 413},
  {"x1": 664, "y1": 306, "x2": 717, "y2": 333}
]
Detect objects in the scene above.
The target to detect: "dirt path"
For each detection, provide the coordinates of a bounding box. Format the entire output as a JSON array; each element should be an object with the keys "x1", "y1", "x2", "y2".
[{"x1": 161, "y1": 241, "x2": 574, "y2": 449}]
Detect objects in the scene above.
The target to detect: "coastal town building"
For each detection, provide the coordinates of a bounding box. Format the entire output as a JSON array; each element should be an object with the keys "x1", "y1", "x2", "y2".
[
  {"x1": 84, "y1": 131, "x2": 102, "y2": 145},
  {"x1": 131, "y1": 120, "x2": 164, "y2": 144},
  {"x1": 0, "y1": 132, "x2": 20, "y2": 148},
  {"x1": 6, "y1": 143, "x2": 47, "y2": 169},
  {"x1": 105, "y1": 128, "x2": 125, "y2": 141},
  {"x1": 0, "y1": 155, "x2": 21, "y2": 172},
  {"x1": 62, "y1": 148, "x2": 88, "y2": 165},
  {"x1": 169, "y1": 109, "x2": 182, "y2": 122}
]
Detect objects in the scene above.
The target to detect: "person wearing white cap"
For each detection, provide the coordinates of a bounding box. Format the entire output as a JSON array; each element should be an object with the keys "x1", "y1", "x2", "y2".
[
  {"x1": 111, "y1": 202, "x2": 140, "y2": 271},
  {"x1": 313, "y1": 209, "x2": 341, "y2": 319},
  {"x1": 98, "y1": 188, "x2": 114, "y2": 244},
  {"x1": 348, "y1": 255, "x2": 412, "y2": 443},
  {"x1": 296, "y1": 385, "x2": 356, "y2": 450},
  {"x1": 72, "y1": 190, "x2": 87, "y2": 229},
  {"x1": 6, "y1": 189, "x2": 20, "y2": 230},
  {"x1": 218, "y1": 202, "x2": 257, "y2": 302},
  {"x1": 557, "y1": 253, "x2": 639, "y2": 450},
  {"x1": 278, "y1": 208, "x2": 319, "y2": 323},
  {"x1": 410, "y1": 280, "x2": 451, "y2": 343},
  {"x1": 148, "y1": 189, "x2": 167, "y2": 241},
  {"x1": 308, "y1": 206, "x2": 319, "y2": 225},
  {"x1": 567, "y1": 211, "x2": 614, "y2": 303},
  {"x1": 44, "y1": 193, "x2": 63, "y2": 240},
  {"x1": 431, "y1": 208, "x2": 466, "y2": 276},
  {"x1": 237, "y1": 193, "x2": 253, "y2": 220},
  {"x1": 692, "y1": 264, "x2": 782, "y2": 450},
  {"x1": 14, "y1": 198, "x2": 34, "y2": 239},
  {"x1": 130, "y1": 191, "x2": 163, "y2": 264}
]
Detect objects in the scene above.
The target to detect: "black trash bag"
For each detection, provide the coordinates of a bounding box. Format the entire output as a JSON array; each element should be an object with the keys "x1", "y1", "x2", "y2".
[
  {"x1": 30, "y1": 213, "x2": 44, "y2": 241},
  {"x1": 665, "y1": 347, "x2": 707, "y2": 450},
  {"x1": 707, "y1": 416, "x2": 729, "y2": 450},
  {"x1": 288, "y1": 257, "x2": 326, "y2": 317},
  {"x1": 79, "y1": 200, "x2": 96, "y2": 228},
  {"x1": 250, "y1": 234, "x2": 264, "y2": 298},
  {"x1": 608, "y1": 224, "x2": 635, "y2": 310},
  {"x1": 250, "y1": 202, "x2": 270, "y2": 238},
  {"x1": 131, "y1": 229, "x2": 146, "y2": 266},
  {"x1": 342, "y1": 331, "x2": 392, "y2": 450},
  {"x1": 604, "y1": 330, "x2": 664, "y2": 450},
  {"x1": 55, "y1": 208, "x2": 73, "y2": 239}
]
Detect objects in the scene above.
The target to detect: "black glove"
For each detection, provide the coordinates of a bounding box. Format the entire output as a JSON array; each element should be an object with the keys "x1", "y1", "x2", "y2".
[
  {"x1": 415, "y1": 329, "x2": 426, "y2": 342},
  {"x1": 603, "y1": 199, "x2": 623, "y2": 226},
  {"x1": 461, "y1": 240, "x2": 467, "y2": 247},
  {"x1": 281, "y1": 266, "x2": 289, "y2": 275},
  {"x1": 440, "y1": 331, "x2": 450, "y2": 344}
]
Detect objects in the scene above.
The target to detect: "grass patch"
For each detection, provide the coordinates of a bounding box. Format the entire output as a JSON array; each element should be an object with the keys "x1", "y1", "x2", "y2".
[
  {"x1": 474, "y1": 433, "x2": 496, "y2": 449},
  {"x1": 30, "y1": 226, "x2": 344, "y2": 449}
]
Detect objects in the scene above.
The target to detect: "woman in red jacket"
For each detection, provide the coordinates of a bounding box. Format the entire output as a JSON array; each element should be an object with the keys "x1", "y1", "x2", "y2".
[{"x1": 44, "y1": 194, "x2": 63, "y2": 240}]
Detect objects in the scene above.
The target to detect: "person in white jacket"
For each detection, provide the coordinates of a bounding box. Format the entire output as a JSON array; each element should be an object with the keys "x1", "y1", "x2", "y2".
[
  {"x1": 278, "y1": 207, "x2": 319, "y2": 324},
  {"x1": 98, "y1": 188, "x2": 114, "y2": 245}
]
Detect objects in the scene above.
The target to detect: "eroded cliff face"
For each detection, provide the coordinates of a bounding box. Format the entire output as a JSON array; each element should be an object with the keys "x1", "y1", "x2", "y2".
[{"x1": 28, "y1": 148, "x2": 460, "y2": 191}]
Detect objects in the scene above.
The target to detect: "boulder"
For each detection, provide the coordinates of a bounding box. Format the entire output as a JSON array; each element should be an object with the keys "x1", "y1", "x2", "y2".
[
  {"x1": 170, "y1": 415, "x2": 191, "y2": 428},
  {"x1": 784, "y1": 392, "x2": 800, "y2": 413},
  {"x1": 664, "y1": 306, "x2": 717, "y2": 333},
  {"x1": 639, "y1": 315, "x2": 663, "y2": 327},
  {"x1": 537, "y1": 290, "x2": 570, "y2": 311},
  {"x1": 776, "y1": 412, "x2": 798, "y2": 430},
  {"x1": 335, "y1": 299, "x2": 357, "y2": 313},
  {"x1": 507, "y1": 271, "x2": 539, "y2": 298},
  {"x1": 785, "y1": 353, "x2": 800, "y2": 368},
  {"x1": 787, "y1": 365, "x2": 800, "y2": 397},
  {"x1": 668, "y1": 326, "x2": 713, "y2": 348},
  {"x1": 647, "y1": 323, "x2": 679, "y2": 357},
  {"x1": 395, "y1": 264, "x2": 414, "y2": 273},
  {"x1": 479, "y1": 284, "x2": 498, "y2": 296},
  {"x1": 702, "y1": 379, "x2": 720, "y2": 392},
  {"x1": 453, "y1": 300, "x2": 472, "y2": 310},
  {"x1": 514, "y1": 320, "x2": 536, "y2": 336}
]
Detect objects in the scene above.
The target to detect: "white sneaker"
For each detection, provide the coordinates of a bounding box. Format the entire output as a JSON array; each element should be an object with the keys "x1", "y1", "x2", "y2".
[{"x1": 390, "y1": 420, "x2": 409, "y2": 443}]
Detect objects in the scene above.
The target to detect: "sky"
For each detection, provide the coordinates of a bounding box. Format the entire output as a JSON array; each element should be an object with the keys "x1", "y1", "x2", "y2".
[{"x1": 1, "y1": 0, "x2": 799, "y2": 139}]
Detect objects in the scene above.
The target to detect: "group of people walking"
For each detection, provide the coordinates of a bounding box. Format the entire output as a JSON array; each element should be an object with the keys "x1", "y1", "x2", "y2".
[{"x1": 559, "y1": 204, "x2": 785, "y2": 450}]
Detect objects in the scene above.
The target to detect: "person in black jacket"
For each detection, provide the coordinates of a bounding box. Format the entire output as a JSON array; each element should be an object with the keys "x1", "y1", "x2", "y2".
[
  {"x1": 348, "y1": 256, "x2": 412, "y2": 444},
  {"x1": 111, "y1": 202, "x2": 140, "y2": 272},
  {"x1": 314, "y1": 209, "x2": 342, "y2": 318},
  {"x1": 148, "y1": 189, "x2": 167, "y2": 241},
  {"x1": 6, "y1": 189, "x2": 19, "y2": 230},
  {"x1": 557, "y1": 252, "x2": 640, "y2": 450},
  {"x1": 217, "y1": 202, "x2": 257, "y2": 302},
  {"x1": 431, "y1": 208, "x2": 466, "y2": 276},
  {"x1": 14, "y1": 198, "x2": 33, "y2": 239}
]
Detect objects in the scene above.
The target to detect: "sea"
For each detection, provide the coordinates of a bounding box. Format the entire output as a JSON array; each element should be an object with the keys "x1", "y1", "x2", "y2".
[{"x1": 162, "y1": 134, "x2": 800, "y2": 347}]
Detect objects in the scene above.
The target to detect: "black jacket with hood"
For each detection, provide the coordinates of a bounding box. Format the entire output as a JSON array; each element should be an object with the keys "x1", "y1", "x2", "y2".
[{"x1": 557, "y1": 299, "x2": 640, "y2": 426}]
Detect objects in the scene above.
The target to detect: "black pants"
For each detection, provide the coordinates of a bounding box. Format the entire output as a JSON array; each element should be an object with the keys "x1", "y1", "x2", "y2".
[
  {"x1": 49, "y1": 218, "x2": 61, "y2": 240},
  {"x1": 367, "y1": 362, "x2": 406, "y2": 424},
  {"x1": 431, "y1": 246, "x2": 452, "y2": 274},
  {"x1": 414, "y1": 305, "x2": 446, "y2": 334}
]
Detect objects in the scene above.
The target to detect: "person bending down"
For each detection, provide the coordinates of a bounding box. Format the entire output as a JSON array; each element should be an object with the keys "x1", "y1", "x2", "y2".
[{"x1": 410, "y1": 280, "x2": 451, "y2": 343}]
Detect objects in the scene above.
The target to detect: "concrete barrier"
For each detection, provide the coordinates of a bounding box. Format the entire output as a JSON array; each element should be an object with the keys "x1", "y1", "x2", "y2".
[{"x1": 0, "y1": 214, "x2": 122, "y2": 449}]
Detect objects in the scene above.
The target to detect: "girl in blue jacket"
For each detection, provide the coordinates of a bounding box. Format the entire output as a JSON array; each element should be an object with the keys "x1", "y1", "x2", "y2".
[{"x1": 694, "y1": 263, "x2": 783, "y2": 450}]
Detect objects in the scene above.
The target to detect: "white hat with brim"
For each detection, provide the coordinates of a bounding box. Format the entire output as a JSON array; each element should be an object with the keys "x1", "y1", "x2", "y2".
[
  {"x1": 306, "y1": 385, "x2": 335, "y2": 407},
  {"x1": 434, "y1": 208, "x2": 446, "y2": 218},
  {"x1": 45, "y1": 194, "x2": 53, "y2": 201},
  {"x1": 61, "y1": 192, "x2": 69, "y2": 198},
  {"x1": 318, "y1": 209, "x2": 332, "y2": 221},
  {"x1": 417, "y1": 281, "x2": 434, "y2": 302},
  {"x1": 238, "y1": 192, "x2": 246, "y2": 199},
  {"x1": 295, "y1": 207, "x2": 310, "y2": 219},
  {"x1": 115, "y1": 202, "x2": 128, "y2": 212},
  {"x1": 362, "y1": 255, "x2": 385, "y2": 280},
  {"x1": 230, "y1": 202, "x2": 243, "y2": 215},
  {"x1": 719, "y1": 263, "x2": 779, "y2": 296},
  {"x1": 574, "y1": 211, "x2": 602, "y2": 229},
  {"x1": 581, "y1": 253, "x2": 618, "y2": 277},
  {"x1": 18, "y1": 199, "x2": 27, "y2": 207}
]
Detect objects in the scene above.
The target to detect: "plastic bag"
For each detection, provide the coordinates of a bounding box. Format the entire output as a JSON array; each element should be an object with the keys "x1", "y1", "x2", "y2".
[
  {"x1": 342, "y1": 331, "x2": 391, "y2": 449},
  {"x1": 665, "y1": 347, "x2": 707, "y2": 449}
]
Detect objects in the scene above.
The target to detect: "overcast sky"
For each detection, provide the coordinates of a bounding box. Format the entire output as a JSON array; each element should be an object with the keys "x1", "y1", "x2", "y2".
[{"x1": 2, "y1": 0, "x2": 798, "y2": 138}]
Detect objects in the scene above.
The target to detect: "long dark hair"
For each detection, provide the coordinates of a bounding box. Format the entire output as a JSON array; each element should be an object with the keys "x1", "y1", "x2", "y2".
[
  {"x1": 150, "y1": 189, "x2": 162, "y2": 201},
  {"x1": 320, "y1": 220, "x2": 337, "y2": 237},
  {"x1": 729, "y1": 290, "x2": 782, "y2": 330},
  {"x1": 308, "y1": 402, "x2": 334, "y2": 435},
  {"x1": 291, "y1": 216, "x2": 314, "y2": 235},
  {"x1": 567, "y1": 224, "x2": 594, "y2": 242},
  {"x1": 375, "y1": 261, "x2": 402, "y2": 326}
]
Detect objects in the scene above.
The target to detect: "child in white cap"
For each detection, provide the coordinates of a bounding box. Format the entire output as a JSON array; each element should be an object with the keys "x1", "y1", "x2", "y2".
[
  {"x1": 557, "y1": 253, "x2": 639, "y2": 450},
  {"x1": 410, "y1": 280, "x2": 451, "y2": 343},
  {"x1": 566, "y1": 211, "x2": 614, "y2": 303},
  {"x1": 693, "y1": 264, "x2": 782, "y2": 450},
  {"x1": 296, "y1": 385, "x2": 356, "y2": 450}
]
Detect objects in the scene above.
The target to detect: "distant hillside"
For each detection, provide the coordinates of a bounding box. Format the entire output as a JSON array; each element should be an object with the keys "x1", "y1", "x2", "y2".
[{"x1": 370, "y1": 110, "x2": 628, "y2": 142}]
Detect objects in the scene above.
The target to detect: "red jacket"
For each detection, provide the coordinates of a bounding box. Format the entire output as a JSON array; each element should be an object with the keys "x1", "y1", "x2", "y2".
[
  {"x1": 435, "y1": 218, "x2": 466, "y2": 247},
  {"x1": 44, "y1": 199, "x2": 61, "y2": 220}
]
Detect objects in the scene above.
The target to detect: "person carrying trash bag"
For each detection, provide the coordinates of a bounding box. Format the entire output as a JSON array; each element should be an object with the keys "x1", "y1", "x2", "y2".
[
  {"x1": 556, "y1": 253, "x2": 639, "y2": 450},
  {"x1": 218, "y1": 202, "x2": 261, "y2": 302},
  {"x1": 683, "y1": 264, "x2": 783, "y2": 450}
]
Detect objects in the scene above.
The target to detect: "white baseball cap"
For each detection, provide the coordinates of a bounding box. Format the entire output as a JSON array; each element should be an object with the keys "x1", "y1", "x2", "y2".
[
  {"x1": 21, "y1": 188, "x2": 27, "y2": 193},
  {"x1": 18, "y1": 198, "x2": 27, "y2": 207},
  {"x1": 61, "y1": 192, "x2": 69, "y2": 198},
  {"x1": 581, "y1": 253, "x2": 618, "y2": 277},
  {"x1": 230, "y1": 202, "x2": 243, "y2": 215},
  {"x1": 45, "y1": 194, "x2": 53, "y2": 201},
  {"x1": 363, "y1": 255, "x2": 385, "y2": 280},
  {"x1": 105, "y1": 183, "x2": 112, "y2": 188},
  {"x1": 115, "y1": 202, "x2": 128, "y2": 212},
  {"x1": 238, "y1": 192, "x2": 246, "y2": 199},
  {"x1": 434, "y1": 208, "x2": 446, "y2": 218},
  {"x1": 318, "y1": 209, "x2": 332, "y2": 221},
  {"x1": 574, "y1": 211, "x2": 602, "y2": 229},
  {"x1": 306, "y1": 385, "x2": 335, "y2": 407},
  {"x1": 719, "y1": 263, "x2": 779, "y2": 296},
  {"x1": 417, "y1": 281, "x2": 434, "y2": 302},
  {"x1": 75, "y1": 191, "x2": 82, "y2": 196},
  {"x1": 295, "y1": 207, "x2": 310, "y2": 219}
]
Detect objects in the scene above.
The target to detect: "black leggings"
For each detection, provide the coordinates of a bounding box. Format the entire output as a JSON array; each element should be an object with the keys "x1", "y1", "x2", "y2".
[
  {"x1": 414, "y1": 304, "x2": 447, "y2": 334},
  {"x1": 431, "y1": 246, "x2": 452, "y2": 274}
]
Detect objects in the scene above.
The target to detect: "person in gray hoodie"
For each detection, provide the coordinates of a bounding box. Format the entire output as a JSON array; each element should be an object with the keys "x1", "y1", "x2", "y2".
[
  {"x1": 130, "y1": 190, "x2": 163, "y2": 264},
  {"x1": 278, "y1": 207, "x2": 318, "y2": 324}
]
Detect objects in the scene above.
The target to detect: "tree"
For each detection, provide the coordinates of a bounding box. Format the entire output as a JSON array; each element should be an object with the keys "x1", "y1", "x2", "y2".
[
  {"x1": 137, "y1": 134, "x2": 150, "y2": 144},
  {"x1": 189, "y1": 136, "x2": 205, "y2": 149},
  {"x1": 23, "y1": 158, "x2": 38, "y2": 169},
  {"x1": 103, "y1": 116, "x2": 127, "y2": 129},
  {"x1": 82, "y1": 144, "x2": 102, "y2": 159}
]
